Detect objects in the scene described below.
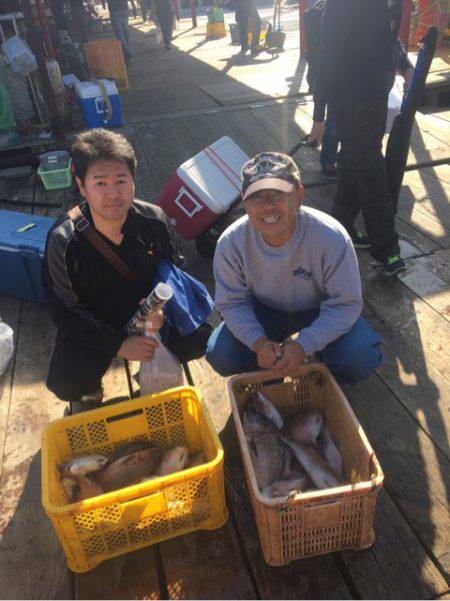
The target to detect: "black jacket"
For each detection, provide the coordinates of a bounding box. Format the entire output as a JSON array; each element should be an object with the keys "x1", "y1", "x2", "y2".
[
  {"x1": 313, "y1": 0, "x2": 403, "y2": 121},
  {"x1": 42, "y1": 200, "x2": 183, "y2": 358}
]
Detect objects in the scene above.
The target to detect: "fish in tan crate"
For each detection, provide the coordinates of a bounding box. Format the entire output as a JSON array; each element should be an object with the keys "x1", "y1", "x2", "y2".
[{"x1": 242, "y1": 390, "x2": 344, "y2": 498}]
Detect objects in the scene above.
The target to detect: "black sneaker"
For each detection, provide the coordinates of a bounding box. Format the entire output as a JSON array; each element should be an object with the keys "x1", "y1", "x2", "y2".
[
  {"x1": 351, "y1": 231, "x2": 371, "y2": 250},
  {"x1": 383, "y1": 255, "x2": 407, "y2": 277}
]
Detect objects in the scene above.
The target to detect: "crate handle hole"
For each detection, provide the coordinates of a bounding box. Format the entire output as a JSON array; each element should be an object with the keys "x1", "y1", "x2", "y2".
[{"x1": 106, "y1": 408, "x2": 143, "y2": 423}]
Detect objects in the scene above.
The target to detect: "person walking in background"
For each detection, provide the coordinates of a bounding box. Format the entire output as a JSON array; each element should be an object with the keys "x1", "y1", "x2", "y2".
[
  {"x1": 235, "y1": 0, "x2": 262, "y2": 57},
  {"x1": 308, "y1": 0, "x2": 407, "y2": 277},
  {"x1": 140, "y1": 0, "x2": 149, "y2": 23},
  {"x1": 102, "y1": 0, "x2": 137, "y2": 63},
  {"x1": 153, "y1": 0, "x2": 174, "y2": 50}
]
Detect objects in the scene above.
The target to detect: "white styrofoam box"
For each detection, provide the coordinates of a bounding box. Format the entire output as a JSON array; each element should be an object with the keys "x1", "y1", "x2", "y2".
[{"x1": 75, "y1": 79, "x2": 119, "y2": 99}]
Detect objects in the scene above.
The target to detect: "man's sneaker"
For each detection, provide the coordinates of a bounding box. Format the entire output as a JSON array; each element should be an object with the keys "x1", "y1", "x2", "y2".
[
  {"x1": 70, "y1": 399, "x2": 102, "y2": 415},
  {"x1": 383, "y1": 255, "x2": 407, "y2": 277},
  {"x1": 321, "y1": 165, "x2": 338, "y2": 181},
  {"x1": 351, "y1": 231, "x2": 371, "y2": 250}
]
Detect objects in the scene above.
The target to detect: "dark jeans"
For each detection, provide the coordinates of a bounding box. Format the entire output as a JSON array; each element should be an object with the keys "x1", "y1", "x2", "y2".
[
  {"x1": 111, "y1": 9, "x2": 131, "y2": 61},
  {"x1": 236, "y1": 0, "x2": 261, "y2": 51},
  {"x1": 320, "y1": 117, "x2": 339, "y2": 169},
  {"x1": 141, "y1": 0, "x2": 149, "y2": 20},
  {"x1": 46, "y1": 322, "x2": 212, "y2": 403},
  {"x1": 154, "y1": 2, "x2": 174, "y2": 47},
  {"x1": 329, "y1": 95, "x2": 400, "y2": 263},
  {"x1": 206, "y1": 299, "x2": 383, "y2": 385}
]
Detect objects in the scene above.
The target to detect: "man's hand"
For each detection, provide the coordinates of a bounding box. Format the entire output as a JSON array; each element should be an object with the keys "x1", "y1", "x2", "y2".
[
  {"x1": 273, "y1": 340, "x2": 306, "y2": 374},
  {"x1": 117, "y1": 335, "x2": 159, "y2": 361},
  {"x1": 308, "y1": 121, "x2": 325, "y2": 147},
  {"x1": 252, "y1": 336, "x2": 283, "y2": 369}
]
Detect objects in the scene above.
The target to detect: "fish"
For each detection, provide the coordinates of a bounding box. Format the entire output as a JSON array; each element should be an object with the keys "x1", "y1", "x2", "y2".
[
  {"x1": 249, "y1": 432, "x2": 286, "y2": 490},
  {"x1": 74, "y1": 475, "x2": 104, "y2": 502},
  {"x1": 317, "y1": 426, "x2": 345, "y2": 481},
  {"x1": 248, "y1": 390, "x2": 284, "y2": 430},
  {"x1": 288, "y1": 410, "x2": 323, "y2": 447},
  {"x1": 59, "y1": 454, "x2": 108, "y2": 478},
  {"x1": 156, "y1": 446, "x2": 189, "y2": 476},
  {"x1": 281, "y1": 435, "x2": 341, "y2": 490},
  {"x1": 188, "y1": 451, "x2": 205, "y2": 468},
  {"x1": 107, "y1": 440, "x2": 154, "y2": 464},
  {"x1": 95, "y1": 447, "x2": 163, "y2": 493},
  {"x1": 242, "y1": 406, "x2": 277, "y2": 442},
  {"x1": 61, "y1": 476, "x2": 78, "y2": 503},
  {"x1": 262, "y1": 475, "x2": 313, "y2": 498}
]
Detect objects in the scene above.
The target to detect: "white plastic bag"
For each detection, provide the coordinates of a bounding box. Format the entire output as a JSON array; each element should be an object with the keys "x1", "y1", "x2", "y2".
[
  {"x1": 0, "y1": 321, "x2": 14, "y2": 376},
  {"x1": 2, "y1": 35, "x2": 37, "y2": 77},
  {"x1": 139, "y1": 333, "x2": 183, "y2": 395}
]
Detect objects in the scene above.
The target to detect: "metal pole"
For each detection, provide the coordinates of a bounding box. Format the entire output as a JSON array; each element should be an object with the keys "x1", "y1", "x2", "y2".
[
  {"x1": 190, "y1": 0, "x2": 197, "y2": 28},
  {"x1": 299, "y1": 0, "x2": 307, "y2": 55},
  {"x1": 35, "y1": 0, "x2": 56, "y2": 59},
  {"x1": 20, "y1": 0, "x2": 65, "y2": 138},
  {"x1": 398, "y1": 0, "x2": 412, "y2": 49}
]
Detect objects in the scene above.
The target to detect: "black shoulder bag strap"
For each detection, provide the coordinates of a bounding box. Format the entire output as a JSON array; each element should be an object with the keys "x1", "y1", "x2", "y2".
[{"x1": 68, "y1": 205, "x2": 136, "y2": 283}]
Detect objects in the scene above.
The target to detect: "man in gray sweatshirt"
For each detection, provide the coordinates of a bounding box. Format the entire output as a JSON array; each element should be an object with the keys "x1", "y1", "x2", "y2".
[{"x1": 205, "y1": 152, "x2": 382, "y2": 383}]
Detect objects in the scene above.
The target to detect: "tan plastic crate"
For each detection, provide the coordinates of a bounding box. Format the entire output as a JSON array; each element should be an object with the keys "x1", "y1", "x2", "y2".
[{"x1": 228, "y1": 364, "x2": 384, "y2": 565}]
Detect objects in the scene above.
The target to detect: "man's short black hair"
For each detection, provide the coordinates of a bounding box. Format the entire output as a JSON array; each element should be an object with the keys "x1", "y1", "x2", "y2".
[{"x1": 71, "y1": 128, "x2": 137, "y2": 182}]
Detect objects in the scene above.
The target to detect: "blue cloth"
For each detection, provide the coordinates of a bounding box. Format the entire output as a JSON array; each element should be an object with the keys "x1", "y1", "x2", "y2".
[
  {"x1": 154, "y1": 260, "x2": 214, "y2": 337},
  {"x1": 206, "y1": 298, "x2": 382, "y2": 385}
]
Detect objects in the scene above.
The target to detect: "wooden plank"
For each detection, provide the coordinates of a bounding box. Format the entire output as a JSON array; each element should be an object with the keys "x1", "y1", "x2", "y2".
[
  {"x1": 228, "y1": 109, "x2": 282, "y2": 155},
  {"x1": 340, "y1": 490, "x2": 448, "y2": 600},
  {"x1": 423, "y1": 163, "x2": 450, "y2": 186},
  {"x1": 119, "y1": 125, "x2": 160, "y2": 202},
  {"x1": 398, "y1": 258, "x2": 450, "y2": 321},
  {"x1": 187, "y1": 358, "x2": 354, "y2": 600},
  {"x1": 181, "y1": 113, "x2": 217, "y2": 152},
  {"x1": 366, "y1": 310, "x2": 450, "y2": 458},
  {"x1": 400, "y1": 170, "x2": 450, "y2": 232},
  {"x1": 135, "y1": 121, "x2": 179, "y2": 195},
  {"x1": 0, "y1": 295, "x2": 21, "y2": 480},
  {"x1": 161, "y1": 524, "x2": 257, "y2": 600},
  {"x1": 75, "y1": 547, "x2": 162, "y2": 600},
  {"x1": 0, "y1": 302, "x2": 71, "y2": 600},
  {"x1": 203, "y1": 111, "x2": 259, "y2": 158},
  {"x1": 417, "y1": 249, "x2": 450, "y2": 284},
  {"x1": 345, "y1": 373, "x2": 450, "y2": 577}
]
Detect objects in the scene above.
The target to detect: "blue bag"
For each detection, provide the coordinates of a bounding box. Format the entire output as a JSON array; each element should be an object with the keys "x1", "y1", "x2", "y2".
[{"x1": 154, "y1": 260, "x2": 214, "y2": 337}]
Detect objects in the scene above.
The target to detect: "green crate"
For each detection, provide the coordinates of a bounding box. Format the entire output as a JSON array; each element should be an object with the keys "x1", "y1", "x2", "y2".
[{"x1": 38, "y1": 159, "x2": 72, "y2": 191}]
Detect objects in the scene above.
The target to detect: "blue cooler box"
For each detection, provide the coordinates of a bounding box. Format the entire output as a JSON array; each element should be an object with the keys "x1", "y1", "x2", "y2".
[
  {"x1": 75, "y1": 79, "x2": 122, "y2": 128},
  {"x1": 0, "y1": 209, "x2": 55, "y2": 303}
]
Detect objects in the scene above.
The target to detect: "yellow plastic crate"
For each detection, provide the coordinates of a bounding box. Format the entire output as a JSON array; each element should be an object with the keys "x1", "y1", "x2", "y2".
[{"x1": 41, "y1": 387, "x2": 227, "y2": 573}]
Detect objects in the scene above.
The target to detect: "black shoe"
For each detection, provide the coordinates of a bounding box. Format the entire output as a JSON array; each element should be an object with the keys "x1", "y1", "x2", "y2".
[
  {"x1": 238, "y1": 46, "x2": 249, "y2": 55},
  {"x1": 70, "y1": 399, "x2": 103, "y2": 414},
  {"x1": 321, "y1": 165, "x2": 338, "y2": 181},
  {"x1": 351, "y1": 231, "x2": 371, "y2": 250},
  {"x1": 383, "y1": 255, "x2": 407, "y2": 277},
  {"x1": 250, "y1": 46, "x2": 262, "y2": 57}
]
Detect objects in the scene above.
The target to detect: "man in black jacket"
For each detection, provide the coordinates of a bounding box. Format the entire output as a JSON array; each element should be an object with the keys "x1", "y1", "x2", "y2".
[
  {"x1": 308, "y1": 0, "x2": 407, "y2": 277},
  {"x1": 42, "y1": 129, "x2": 211, "y2": 411}
]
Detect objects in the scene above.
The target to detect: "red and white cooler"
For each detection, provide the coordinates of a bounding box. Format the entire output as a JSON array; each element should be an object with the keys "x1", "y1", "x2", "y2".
[{"x1": 157, "y1": 136, "x2": 249, "y2": 239}]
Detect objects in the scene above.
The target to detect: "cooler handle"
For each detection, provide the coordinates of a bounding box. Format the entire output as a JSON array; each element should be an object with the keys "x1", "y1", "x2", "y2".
[{"x1": 174, "y1": 187, "x2": 203, "y2": 218}]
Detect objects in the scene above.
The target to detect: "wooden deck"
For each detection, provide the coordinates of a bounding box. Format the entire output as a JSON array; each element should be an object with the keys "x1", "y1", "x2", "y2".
[{"x1": 1, "y1": 17, "x2": 449, "y2": 601}]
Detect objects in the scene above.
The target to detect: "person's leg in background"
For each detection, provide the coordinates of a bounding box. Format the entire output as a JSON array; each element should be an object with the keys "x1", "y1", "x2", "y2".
[
  {"x1": 155, "y1": 1, "x2": 174, "y2": 49},
  {"x1": 352, "y1": 96, "x2": 402, "y2": 271},
  {"x1": 236, "y1": 1, "x2": 250, "y2": 53},
  {"x1": 111, "y1": 10, "x2": 132, "y2": 62},
  {"x1": 320, "y1": 116, "x2": 339, "y2": 180},
  {"x1": 248, "y1": 0, "x2": 261, "y2": 56},
  {"x1": 140, "y1": 0, "x2": 149, "y2": 22}
]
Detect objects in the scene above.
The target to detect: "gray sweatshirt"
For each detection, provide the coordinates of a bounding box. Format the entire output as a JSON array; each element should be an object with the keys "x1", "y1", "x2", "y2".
[{"x1": 213, "y1": 207, "x2": 363, "y2": 356}]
